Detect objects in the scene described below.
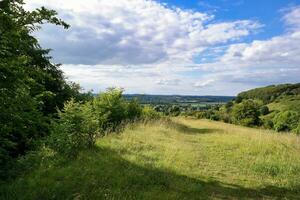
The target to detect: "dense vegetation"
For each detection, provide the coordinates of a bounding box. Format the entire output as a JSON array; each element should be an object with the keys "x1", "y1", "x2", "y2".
[
  {"x1": 238, "y1": 83, "x2": 300, "y2": 103},
  {"x1": 186, "y1": 83, "x2": 300, "y2": 134},
  {"x1": 1, "y1": 118, "x2": 299, "y2": 199},
  {"x1": 0, "y1": 0, "x2": 85, "y2": 177}
]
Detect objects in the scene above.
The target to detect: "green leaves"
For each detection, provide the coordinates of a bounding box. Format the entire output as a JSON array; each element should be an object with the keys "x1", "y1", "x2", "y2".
[
  {"x1": 0, "y1": 0, "x2": 74, "y2": 176},
  {"x1": 273, "y1": 111, "x2": 299, "y2": 132},
  {"x1": 232, "y1": 99, "x2": 261, "y2": 127}
]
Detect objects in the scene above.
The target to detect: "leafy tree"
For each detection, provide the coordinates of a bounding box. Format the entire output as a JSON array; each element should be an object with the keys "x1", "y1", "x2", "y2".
[
  {"x1": 235, "y1": 96, "x2": 243, "y2": 103},
  {"x1": 232, "y1": 100, "x2": 261, "y2": 127},
  {"x1": 126, "y1": 99, "x2": 142, "y2": 121},
  {"x1": 92, "y1": 88, "x2": 128, "y2": 133},
  {"x1": 0, "y1": 0, "x2": 81, "y2": 173}
]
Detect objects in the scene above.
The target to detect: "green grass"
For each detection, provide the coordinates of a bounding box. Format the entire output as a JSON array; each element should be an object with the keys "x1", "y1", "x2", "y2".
[
  {"x1": 268, "y1": 95, "x2": 300, "y2": 113},
  {"x1": 1, "y1": 118, "x2": 300, "y2": 199}
]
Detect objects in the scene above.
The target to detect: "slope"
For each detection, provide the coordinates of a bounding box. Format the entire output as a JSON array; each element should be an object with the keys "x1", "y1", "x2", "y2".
[{"x1": 1, "y1": 118, "x2": 300, "y2": 199}]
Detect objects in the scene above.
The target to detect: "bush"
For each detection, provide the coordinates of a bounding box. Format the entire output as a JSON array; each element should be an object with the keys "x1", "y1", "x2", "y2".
[
  {"x1": 273, "y1": 111, "x2": 299, "y2": 132},
  {"x1": 141, "y1": 106, "x2": 162, "y2": 120},
  {"x1": 260, "y1": 106, "x2": 270, "y2": 115},
  {"x1": 262, "y1": 118, "x2": 274, "y2": 129},
  {"x1": 126, "y1": 99, "x2": 142, "y2": 121},
  {"x1": 232, "y1": 100, "x2": 261, "y2": 127},
  {"x1": 92, "y1": 88, "x2": 128, "y2": 133},
  {"x1": 48, "y1": 100, "x2": 98, "y2": 157},
  {"x1": 48, "y1": 89, "x2": 160, "y2": 157}
]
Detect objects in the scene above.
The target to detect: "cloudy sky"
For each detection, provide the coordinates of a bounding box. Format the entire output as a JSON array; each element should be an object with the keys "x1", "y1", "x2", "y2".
[{"x1": 25, "y1": 0, "x2": 300, "y2": 95}]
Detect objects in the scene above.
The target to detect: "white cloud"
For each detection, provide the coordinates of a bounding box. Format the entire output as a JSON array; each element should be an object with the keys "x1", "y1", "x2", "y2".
[
  {"x1": 25, "y1": 0, "x2": 260, "y2": 65},
  {"x1": 24, "y1": 1, "x2": 300, "y2": 95},
  {"x1": 156, "y1": 78, "x2": 181, "y2": 86},
  {"x1": 194, "y1": 79, "x2": 216, "y2": 88},
  {"x1": 282, "y1": 5, "x2": 300, "y2": 30},
  {"x1": 219, "y1": 32, "x2": 300, "y2": 66}
]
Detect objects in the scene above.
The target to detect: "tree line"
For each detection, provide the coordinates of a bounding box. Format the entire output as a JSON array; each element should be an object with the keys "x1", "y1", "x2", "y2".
[{"x1": 185, "y1": 84, "x2": 300, "y2": 134}]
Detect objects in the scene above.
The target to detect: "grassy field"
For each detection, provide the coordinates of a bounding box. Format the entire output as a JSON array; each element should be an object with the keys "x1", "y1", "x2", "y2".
[{"x1": 1, "y1": 118, "x2": 300, "y2": 199}]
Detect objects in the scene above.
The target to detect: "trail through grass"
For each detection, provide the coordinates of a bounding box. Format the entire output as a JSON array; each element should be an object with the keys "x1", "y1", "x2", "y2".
[{"x1": 1, "y1": 118, "x2": 300, "y2": 199}]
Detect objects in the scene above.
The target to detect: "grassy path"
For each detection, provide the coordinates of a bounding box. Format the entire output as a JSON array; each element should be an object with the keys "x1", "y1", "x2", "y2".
[{"x1": 1, "y1": 118, "x2": 300, "y2": 199}]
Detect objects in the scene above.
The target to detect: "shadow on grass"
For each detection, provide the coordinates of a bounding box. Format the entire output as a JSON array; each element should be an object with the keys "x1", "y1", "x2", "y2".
[
  {"x1": 1, "y1": 146, "x2": 298, "y2": 200},
  {"x1": 166, "y1": 120, "x2": 221, "y2": 135}
]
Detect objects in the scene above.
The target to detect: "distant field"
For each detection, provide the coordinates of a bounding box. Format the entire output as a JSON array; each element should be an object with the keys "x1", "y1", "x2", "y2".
[
  {"x1": 123, "y1": 94, "x2": 234, "y2": 104},
  {"x1": 1, "y1": 118, "x2": 300, "y2": 199}
]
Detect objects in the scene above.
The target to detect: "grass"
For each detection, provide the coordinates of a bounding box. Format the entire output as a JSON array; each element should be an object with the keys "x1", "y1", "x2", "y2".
[
  {"x1": 268, "y1": 95, "x2": 300, "y2": 113},
  {"x1": 1, "y1": 118, "x2": 300, "y2": 199}
]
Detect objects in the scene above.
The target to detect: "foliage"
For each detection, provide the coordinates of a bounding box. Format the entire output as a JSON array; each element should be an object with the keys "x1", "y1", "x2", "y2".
[
  {"x1": 142, "y1": 106, "x2": 162, "y2": 120},
  {"x1": 238, "y1": 83, "x2": 300, "y2": 103},
  {"x1": 48, "y1": 89, "x2": 156, "y2": 157},
  {"x1": 48, "y1": 100, "x2": 98, "y2": 157},
  {"x1": 232, "y1": 100, "x2": 261, "y2": 126},
  {"x1": 92, "y1": 88, "x2": 128, "y2": 133},
  {"x1": 260, "y1": 105, "x2": 269, "y2": 115},
  {"x1": 273, "y1": 111, "x2": 300, "y2": 132},
  {"x1": 126, "y1": 99, "x2": 142, "y2": 120},
  {"x1": 0, "y1": 0, "x2": 86, "y2": 175}
]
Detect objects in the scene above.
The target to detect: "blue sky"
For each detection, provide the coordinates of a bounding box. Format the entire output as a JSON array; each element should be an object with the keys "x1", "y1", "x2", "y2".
[
  {"x1": 161, "y1": 0, "x2": 298, "y2": 38},
  {"x1": 25, "y1": 0, "x2": 300, "y2": 95}
]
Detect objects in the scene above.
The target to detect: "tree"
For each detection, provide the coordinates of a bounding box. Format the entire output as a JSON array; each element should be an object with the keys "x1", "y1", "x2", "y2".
[
  {"x1": 92, "y1": 88, "x2": 128, "y2": 133},
  {"x1": 232, "y1": 100, "x2": 261, "y2": 127},
  {"x1": 235, "y1": 96, "x2": 243, "y2": 103},
  {"x1": 0, "y1": 0, "x2": 79, "y2": 173},
  {"x1": 260, "y1": 106, "x2": 269, "y2": 115}
]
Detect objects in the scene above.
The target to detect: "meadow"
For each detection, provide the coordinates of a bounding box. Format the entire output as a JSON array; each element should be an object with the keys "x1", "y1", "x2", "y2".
[{"x1": 1, "y1": 118, "x2": 300, "y2": 199}]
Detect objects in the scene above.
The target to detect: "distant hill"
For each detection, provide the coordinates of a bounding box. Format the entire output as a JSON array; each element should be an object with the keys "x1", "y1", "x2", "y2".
[
  {"x1": 237, "y1": 83, "x2": 300, "y2": 103},
  {"x1": 123, "y1": 94, "x2": 235, "y2": 104}
]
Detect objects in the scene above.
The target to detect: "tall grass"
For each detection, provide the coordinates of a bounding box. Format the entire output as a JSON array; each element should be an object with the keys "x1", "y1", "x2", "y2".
[{"x1": 1, "y1": 118, "x2": 300, "y2": 199}]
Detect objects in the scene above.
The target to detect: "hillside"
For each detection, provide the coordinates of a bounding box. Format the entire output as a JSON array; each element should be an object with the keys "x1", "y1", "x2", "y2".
[
  {"x1": 238, "y1": 83, "x2": 300, "y2": 103},
  {"x1": 268, "y1": 95, "x2": 300, "y2": 113},
  {"x1": 1, "y1": 118, "x2": 300, "y2": 199}
]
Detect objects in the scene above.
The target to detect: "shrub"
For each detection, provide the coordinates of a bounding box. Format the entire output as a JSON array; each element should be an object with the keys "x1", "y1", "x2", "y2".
[
  {"x1": 260, "y1": 106, "x2": 270, "y2": 115},
  {"x1": 262, "y1": 118, "x2": 274, "y2": 129},
  {"x1": 235, "y1": 96, "x2": 243, "y2": 103},
  {"x1": 232, "y1": 99, "x2": 261, "y2": 127},
  {"x1": 48, "y1": 89, "x2": 160, "y2": 157},
  {"x1": 48, "y1": 100, "x2": 98, "y2": 157},
  {"x1": 92, "y1": 88, "x2": 127, "y2": 133},
  {"x1": 126, "y1": 99, "x2": 142, "y2": 121},
  {"x1": 141, "y1": 106, "x2": 162, "y2": 120},
  {"x1": 273, "y1": 111, "x2": 299, "y2": 132}
]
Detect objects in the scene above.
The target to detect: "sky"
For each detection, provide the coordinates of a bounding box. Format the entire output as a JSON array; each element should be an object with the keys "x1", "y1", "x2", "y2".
[{"x1": 25, "y1": 0, "x2": 300, "y2": 95}]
